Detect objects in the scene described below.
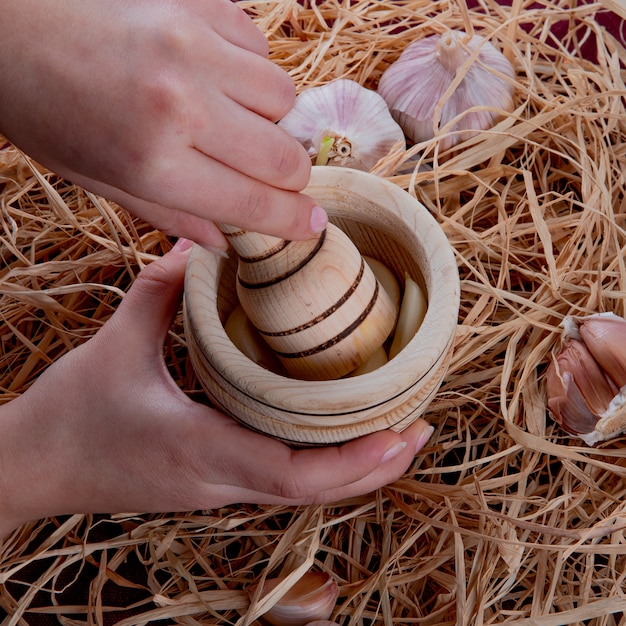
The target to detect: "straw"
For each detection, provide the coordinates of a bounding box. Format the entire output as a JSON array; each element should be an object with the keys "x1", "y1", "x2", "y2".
[{"x1": 2, "y1": 1, "x2": 626, "y2": 624}]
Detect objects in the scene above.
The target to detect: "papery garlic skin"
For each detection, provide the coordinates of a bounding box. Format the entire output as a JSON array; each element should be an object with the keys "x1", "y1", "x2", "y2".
[
  {"x1": 546, "y1": 338, "x2": 616, "y2": 438},
  {"x1": 577, "y1": 312, "x2": 626, "y2": 388},
  {"x1": 378, "y1": 30, "x2": 515, "y2": 150},
  {"x1": 249, "y1": 571, "x2": 339, "y2": 626},
  {"x1": 278, "y1": 79, "x2": 406, "y2": 171},
  {"x1": 546, "y1": 313, "x2": 626, "y2": 445}
]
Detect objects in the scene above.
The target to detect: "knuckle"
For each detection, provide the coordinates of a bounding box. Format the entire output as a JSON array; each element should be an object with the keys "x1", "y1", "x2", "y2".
[
  {"x1": 133, "y1": 258, "x2": 176, "y2": 298},
  {"x1": 237, "y1": 185, "x2": 274, "y2": 225},
  {"x1": 268, "y1": 139, "x2": 310, "y2": 189},
  {"x1": 270, "y1": 70, "x2": 297, "y2": 118},
  {"x1": 273, "y1": 473, "x2": 309, "y2": 501},
  {"x1": 140, "y1": 72, "x2": 185, "y2": 126}
]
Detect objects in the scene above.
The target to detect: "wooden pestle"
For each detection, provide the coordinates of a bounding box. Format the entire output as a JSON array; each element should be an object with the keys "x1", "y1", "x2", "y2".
[{"x1": 219, "y1": 222, "x2": 397, "y2": 381}]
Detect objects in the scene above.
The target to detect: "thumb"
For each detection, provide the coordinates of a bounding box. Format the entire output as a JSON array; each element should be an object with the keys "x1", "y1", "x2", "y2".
[{"x1": 105, "y1": 238, "x2": 194, "y2": 348}]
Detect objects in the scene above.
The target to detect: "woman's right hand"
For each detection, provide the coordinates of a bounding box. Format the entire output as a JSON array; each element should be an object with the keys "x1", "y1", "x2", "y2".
[{"x1": 0, "y1": 0, "x2": 325, "y2": 251}]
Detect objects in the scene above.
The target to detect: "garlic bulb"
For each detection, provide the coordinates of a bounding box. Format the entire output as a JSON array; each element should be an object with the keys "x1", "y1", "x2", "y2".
[
  {"x1": 249, "y1": 571, "x2": 339, "y2": 626},
  {"x1": 378, "y1": 29, "x2": 515, "y2": 150},
  {"x1": 278, "y1": 79, "x2": 406, "y2": 171},
  {"x1": 546, "y1": 313, "x2": 626, "y2": 445}
]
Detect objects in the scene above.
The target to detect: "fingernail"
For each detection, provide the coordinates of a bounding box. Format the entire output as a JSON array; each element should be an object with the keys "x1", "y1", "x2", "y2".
[
  {"x1": 172, "y1": 237, "x2": 194, "y2": 253},
  {"x1": 381, "y1": 441, "x2": 407, "y2": 463},
  {"x1": 415, "y1": 425, "x2": 435, "y2": 454},
  {"x1": 309, "y1": 205, "x2": 328, "y2": 234},
  {"x1": 201, "y1": 244, "x2": 229, "y2": 259}
]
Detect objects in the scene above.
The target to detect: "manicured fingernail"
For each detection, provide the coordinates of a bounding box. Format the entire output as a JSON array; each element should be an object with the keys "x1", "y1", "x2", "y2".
[
  {"x1": 381, "y1": 441, "x2": 407, "y2": 463},
  {"x1": 309, "y1": 205, "x2": 328, "y2": 234},
  {"x1": 415, "y1": 425, "x2": 435, "y2": 454},
  {"x1": 172, "y1": 237, "x2": 194, "y2": 252}
]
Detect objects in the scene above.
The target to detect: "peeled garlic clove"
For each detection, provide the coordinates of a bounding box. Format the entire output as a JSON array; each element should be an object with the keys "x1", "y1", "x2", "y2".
[
  {"x1": 364, "y1": 256, "x2": 401, "y2": 315},
  {"x1": 577, "y1": 313, "x2": 626, "y2": 389},
  {"x1": 225, "y1": 304, "x2": 284, "y2": 372},
  {"x1": 388, "y1": 273, "x2": 427, "y2": 360},
  {"x1": 249, "y1": 572, "x2": 339, "y2": 626},
  {"x1": 378, "y1": 29, "x2": 515, "y2": 150},
  {"x1": 278, "y1": 79, "x2": 406, "y2": 171},
  {"x1": 347, "y1": 345, "x2": 388, "y2": 376}
]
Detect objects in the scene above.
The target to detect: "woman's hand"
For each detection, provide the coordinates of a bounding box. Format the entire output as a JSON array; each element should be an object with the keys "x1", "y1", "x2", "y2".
[
  {"x1": 0, "y1": 241, "x2": 434, "y2": 537},
  {"x1": 0, "y1": 0, "x2": 323, "y2": 251}
]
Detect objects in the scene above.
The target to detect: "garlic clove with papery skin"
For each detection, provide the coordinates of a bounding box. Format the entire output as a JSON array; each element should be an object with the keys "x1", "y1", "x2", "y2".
[
  {"x1": 577, "y1": 313, "x2": 626, "y2": 388},
  {"x1": 278, "y1": 78, "x2": 406, "y2": 171},
  {"x1": 248, "y1": 571, "x2": 339, "y2": 626},
  {"x1": 378, "y1": 29, "x2": 515, "y2": 151},
  {"x1": 546, "y1": 338, "x2": 617, "y2": 435},
  {"x1": 546, "y1": 313, "x2": 626, "y2": 445}
]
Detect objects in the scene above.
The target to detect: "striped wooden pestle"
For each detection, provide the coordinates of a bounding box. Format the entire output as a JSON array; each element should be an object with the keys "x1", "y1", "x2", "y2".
[{"x1": 218, "y1": 222, "x2": 397, "y2": 381}]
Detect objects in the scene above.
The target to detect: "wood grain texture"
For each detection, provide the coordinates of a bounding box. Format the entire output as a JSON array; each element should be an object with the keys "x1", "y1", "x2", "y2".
[
  {"x1": 224, "y1": 223, "x2": 397, "y2": 380},
  {"x1": 184, "y1": 166, "x2": 460, "y2": 445}
]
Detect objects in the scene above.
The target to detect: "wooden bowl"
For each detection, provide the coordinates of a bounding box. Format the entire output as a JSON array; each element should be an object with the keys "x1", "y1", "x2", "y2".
[{"x1": 183, "y1": 166, "x2": 459, "y2": 446}]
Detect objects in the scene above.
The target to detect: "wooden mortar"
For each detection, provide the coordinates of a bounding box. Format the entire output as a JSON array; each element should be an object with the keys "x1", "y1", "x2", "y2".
[{"x1": 184, "y1": 166, "x2": 460, "y2": 446}]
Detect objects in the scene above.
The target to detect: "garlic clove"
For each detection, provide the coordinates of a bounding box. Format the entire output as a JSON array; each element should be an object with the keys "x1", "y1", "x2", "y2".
[
  {"x1": 225, "y1": 304, "x2": 285, "y2": 373},
  {"x1": 388, "y1": 273, "x2": 427, "y2": 360},
  {"x1": 278, "y1": 78, "x2": 406, "y2": 171},
  {"x1": 378, "y1": 29, "x2": 515, "y2": 150},
  {"x1": 549, "y1": 338, "x2": 618, "y2": 417},
  {"x1": 577, "y1": 313, "x2": 626, "y2": 389},
  {"x1": 364, "y1": 256, "x2": 401, "y2": 316},
  {"x1": 546, "y1": 368, "x2": 600, "y2": 437},
  {"x1": 546, "y1": 314, "x2": 626, "y2": 445},
  {"x1": 249, "y1": 571, "x2": 339, "y2": 626},
  {"x1": 347, "y1": 345, "x2": 388, "y2": 376},
  {"x1": 545, "y1": 338, "x2": 616, "y2": 436}
]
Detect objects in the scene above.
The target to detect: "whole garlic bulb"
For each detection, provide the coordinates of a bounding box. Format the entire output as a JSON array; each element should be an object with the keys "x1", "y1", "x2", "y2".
[
  {"x1": 278, "y1": 78, "x2": 405, "y2": 171},
  {"x1": 378, "y1": 29, "x2": 515, "y2": 150}
]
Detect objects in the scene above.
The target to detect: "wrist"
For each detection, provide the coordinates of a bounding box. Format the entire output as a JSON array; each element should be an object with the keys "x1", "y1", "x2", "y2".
[
  {"x1": 0, "y1": 395, "x2": 32, "y2": 537},
  {"x1": 0, "y1": 383, "x2": 71, "y2": 536}
]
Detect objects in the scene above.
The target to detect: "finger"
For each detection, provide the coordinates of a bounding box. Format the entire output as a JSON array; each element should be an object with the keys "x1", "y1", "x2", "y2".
[
  {"x1": 205, "y1": 415, "x2": 434, "y2": 502},
  {"x1": 212, "y1": 45, "x2": 296, "y2": 122},
  {"x1": 191, "y1": 95, "x2": 309, "y2": 190},
  {"x1": 301, "y1": 419, "x2": 435, "y2": 504},
  {"x1": 68, "y1": 164, "x2": 325, "y2": 246},
  {"x1": 64, "y1": 174, "x2": 229, "y2": 251},
  {"x1": 137, "y1": 149, "x2": 322, "y2": 241},
  {"x1": 107, "y1": 239, "x2": 192, "y2": 352},
  {"x1": 205, "y1": 0, "x2": 269, "y2": 58}
]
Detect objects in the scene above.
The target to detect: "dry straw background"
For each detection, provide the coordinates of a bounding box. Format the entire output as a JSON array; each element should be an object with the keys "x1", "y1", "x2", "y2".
[{"x1": 2, "y1": 0, "x2": 626, "y2": 624}]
